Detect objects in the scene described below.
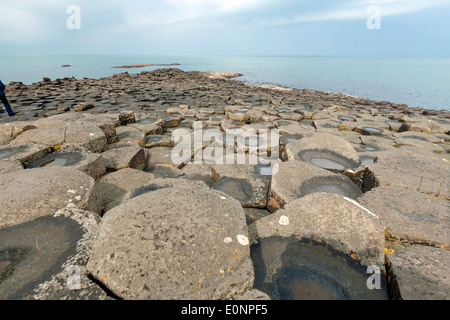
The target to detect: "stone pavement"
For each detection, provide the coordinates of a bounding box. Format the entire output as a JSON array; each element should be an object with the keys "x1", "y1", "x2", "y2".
[{"x1": 0, "y1": 69, "x2": 448, "y2": 300}]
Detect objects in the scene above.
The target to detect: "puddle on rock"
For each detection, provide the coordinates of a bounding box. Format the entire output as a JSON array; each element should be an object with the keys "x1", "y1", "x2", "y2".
[
  {"x1": 401, "y1": 135, "x2": 431, "y2": 142},
  {"x1": 0, "y1": 150, "x2": 14, "y2": 160},
  {"x1": 276, "y1": 121, "x2": 296, "y2": 127},
  {"x1": 298, "y1": 175, "x2": 363, "y2": 200},
  {"x1": 251, "y1": 237, "x2": 389, "y2": 300},
  {"x1": 212, "y1": 177, "x2": 253, "y2": 202},
  {"x1": 362, "y1": 127, "x2": 384, "y2": 135},
  {"x1": 338, "y1": 116, "x2": 356, "y2": 122},
  {"x1": 0, "y1": 215, "x2": 83, "y2": 300},
  {"x1": 145, "y1": 165, "x2": 182, "y2": 179},
  {"x1": 287, "y1": 279, "x2": 332, "y2": 300},
  {"x1": 360, "y1": 156, "x2": 376, "y2": 166},
  {"x1": 299, "y1": 150, "x2": 360, "y2": 172},
  {"x1": 310, "y1": 158, "x2": 347, "y2": 171},
  {"x1": 280, "y1": 134, "x2": 303, "y2": 146},
  {"x1": 150, "y1": 135, "x2": 164, "y2": 141},
  {"x1": 26, "y1": 152, "x2": 83, "y2": 169},
  {"x1": 387, "y1": 121, "x2": 403, "y2": 127},
  {"x1": 254, "y1": 163, "x2": 278, "y2": 176},
  {"x1": 0, "y1": 248, "x2": 31, "y2": 284},
  {"x1": 0, "y1": 146, "x2": 28, "y2": 160},
  {"x1": 360, "y1": 145, "x2": 379, "y2": 152},
  {"x1": 310, "y1": 184, "x2": 351, "y2": 198},
  {"x1": 137, "y1": 117, "x2": 159, "y2": 125}
]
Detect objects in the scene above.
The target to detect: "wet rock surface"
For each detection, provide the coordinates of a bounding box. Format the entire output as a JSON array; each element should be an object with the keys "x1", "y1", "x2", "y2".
[
  {"x1": 0, "y1": 208, "x2": 108, "y2": 300},
  {"x1": 25, "y1": 146, "x2": 106, "y2": 180},
  {"x1": 211, "y1": 163, "x2": 271, "y2": 208},
  {"x1": 0, "y1": 68, "x2": 448, "y2": 300},
  {"x1": 251, "y1": 237, "x2": 389, "y2": 300},
  {"x1": 0, "y1": 142, "x2": 52, "y2": 173},
  {"x1": 251, "y1": 193, "x2": 386, "y2": 267}
]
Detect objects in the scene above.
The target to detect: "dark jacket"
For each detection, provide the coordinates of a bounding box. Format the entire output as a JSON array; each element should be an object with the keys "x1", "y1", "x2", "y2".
[{"x1": 0, "y1": 80, "x2": 5, "y2": 95}]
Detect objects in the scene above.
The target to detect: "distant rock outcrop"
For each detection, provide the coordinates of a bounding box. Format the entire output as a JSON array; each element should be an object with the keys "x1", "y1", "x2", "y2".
[
  {"x1": 203, "y1": 71, "x2": 243, "y2": 80},
  {"x1": 113, "y1": 63, "x2": 181, "y2": 69}
]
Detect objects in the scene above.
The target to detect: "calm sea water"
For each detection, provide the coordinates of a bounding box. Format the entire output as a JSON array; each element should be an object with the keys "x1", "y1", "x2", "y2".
[{"x1": 0, "y1": 55, "x2": 449, "y2": 110}]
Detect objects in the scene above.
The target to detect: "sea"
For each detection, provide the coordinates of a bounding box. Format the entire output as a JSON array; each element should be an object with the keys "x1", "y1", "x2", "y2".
[{"x1": 0, "y1": 55, "x2": 449, "y2": 111}]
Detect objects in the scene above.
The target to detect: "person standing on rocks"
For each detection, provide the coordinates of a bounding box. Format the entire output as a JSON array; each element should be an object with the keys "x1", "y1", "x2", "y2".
[{"x1": 0, "y1": 79, "x2": 16, "y2": 116}]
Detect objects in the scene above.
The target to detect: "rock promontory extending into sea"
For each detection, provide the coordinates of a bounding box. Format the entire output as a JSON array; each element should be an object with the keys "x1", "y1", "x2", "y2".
[
  {"x1": 113, "y1": 63, "x2": 181, "y2": 69},
  {"x1": 0, "y1": 68, "x2": 448, "y2": 300}
]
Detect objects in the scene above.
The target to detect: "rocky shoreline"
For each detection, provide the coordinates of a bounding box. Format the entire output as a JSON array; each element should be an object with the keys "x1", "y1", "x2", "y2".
[{"x1": 0, "y1": 68, "x2": 449, "y2": 300}]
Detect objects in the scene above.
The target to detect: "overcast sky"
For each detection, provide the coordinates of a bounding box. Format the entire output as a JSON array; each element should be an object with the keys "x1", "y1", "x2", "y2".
[{"x1": 1, "y1": 0, "x2": 449, "y2": 56}]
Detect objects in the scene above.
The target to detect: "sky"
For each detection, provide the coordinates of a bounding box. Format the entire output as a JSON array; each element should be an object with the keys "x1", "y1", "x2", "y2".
[{"x1": 0, "y1": 0, "x2": 449, "y2": 56}]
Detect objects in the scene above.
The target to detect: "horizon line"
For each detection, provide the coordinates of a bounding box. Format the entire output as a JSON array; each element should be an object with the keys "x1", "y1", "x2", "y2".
[{"x1": 1, "y1": 54, "x2": 449, "y2": 58}]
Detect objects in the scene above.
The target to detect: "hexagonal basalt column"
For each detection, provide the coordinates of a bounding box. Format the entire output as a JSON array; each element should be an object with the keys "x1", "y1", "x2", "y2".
[
  {"x1": 0, "y1": 167, "x2": 102, "y2": 228},
  {"x1": 358, "y1": 186, "x2": 450, "y2": 246},
  {"x1": 0, "y1": 142, "x2": 53, "y2": 173},
  {"x1": 267, "y1": 160, "x2": 362, "y2": 212},
  {"x1": 0, "y1": 208, "x2": 108, "y2": 300},
  {"x1": 285, "y1": 133, "x2": 361, "y2": 172},
  {"x1": 250, "y1": 193, "x2": 388, "y2": 300},
  {"x1": 384, "y1": 244, "x2": 450, "y2": 300},
  {"x1": 362, "y1": 148, "x2": 449, "y2": 199},
  {"x1": 25, "y1": 146, "x2": 106, "y2": 179},
  {"x1": 212, "y1": 163, "x2": 272, "y2": 208},
  {"x1": 87, "y1": 186, "x2": 253, "y2": 300},
  {"x1": 101, "y1": 146, "x2": 147, "y2": 172}
]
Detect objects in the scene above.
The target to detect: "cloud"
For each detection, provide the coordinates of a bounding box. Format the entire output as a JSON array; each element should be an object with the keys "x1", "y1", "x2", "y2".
[
  {"x1": 0, "y1": 0, "x2": 132, "y2": 45},
  {"x1": 0, "y1": 0, "x2": 76, "y2": 43},
  {"x1": 261, "y1": 0, "x2": 450, "y2": 26},
  {"x1": 166, "y1": 0, "x2": 266, "y2": 13},
  {"x1": 0, "y1": 3, "x2": 50, "y2": 42},
  {"x1": 123, "y1": 0, "x2": 270, "y2": 26},
  {"x1": 0, "y1": 0, "x2": 448, "y2": 55}
]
